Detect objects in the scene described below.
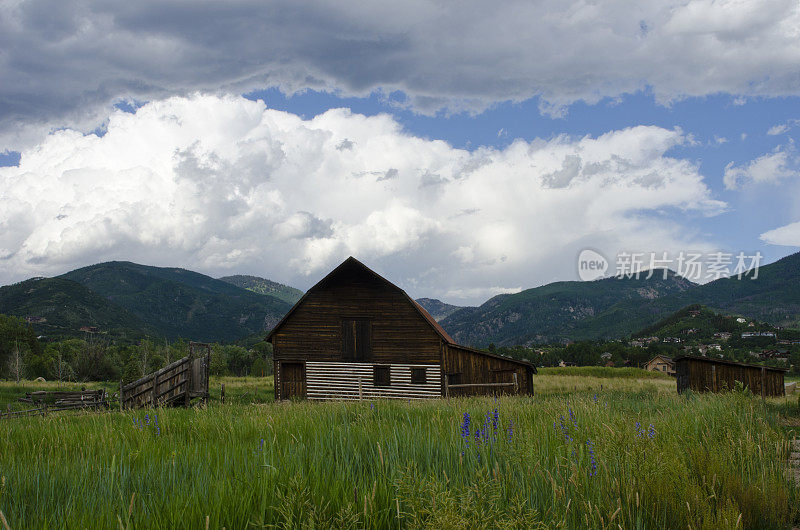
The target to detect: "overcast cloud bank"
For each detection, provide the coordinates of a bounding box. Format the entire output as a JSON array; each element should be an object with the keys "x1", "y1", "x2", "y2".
[{"x1": 2, "y1": 0, "x2": 800, "y2": 149}]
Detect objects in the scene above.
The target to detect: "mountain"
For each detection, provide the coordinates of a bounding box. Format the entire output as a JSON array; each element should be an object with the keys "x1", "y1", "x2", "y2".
[
  {"x1": 690, "y1": 251, "x2": 800, "y2": 328},
  {"x1": 218, "y1": 275, "x2": 303, "y2": 305},
  {"x1": 441, "y1": 251, "x2": 800, "y2": 346},
  {"x1": 0, "y1": 277, "x2": 151, "y2": 339},
  {"x1": 59, "y1": 262, "x2": 292, "y2": 342},
  {"x1": 415, "y1": 298, "x2": 466, "y2": 321},
  {"x1": 441, "y1": 270, "x2": 695, "y2": 346}
]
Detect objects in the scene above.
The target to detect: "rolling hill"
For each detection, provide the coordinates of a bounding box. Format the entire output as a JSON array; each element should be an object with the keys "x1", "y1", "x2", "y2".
[
  {"x1": 440, "y1": 270, "x2": 695, "y2": 346},
  {"x1": 0, "y1": 277, "x2": 151, "y2": 340},
  {"x1": 2, "y1": 250, "x2": 798, "y2": 346},
  {"x1": 218, "y1": 275, "x2": 303, "y2": 305},
  {"x1": 440, "y1": 251, "x2": 800, "y2": 346},
  {"x1": 58, "y1": 262, "x2": 292, "y2": 342}
]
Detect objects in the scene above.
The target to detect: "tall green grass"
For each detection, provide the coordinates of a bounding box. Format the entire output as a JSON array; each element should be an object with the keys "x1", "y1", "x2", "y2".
[
  {"x1": 537, "y1": 366, "x2": 673, "y2": 380},
  {"x1": 0, "y1": 381, "x2": 797, "y2": 529}
]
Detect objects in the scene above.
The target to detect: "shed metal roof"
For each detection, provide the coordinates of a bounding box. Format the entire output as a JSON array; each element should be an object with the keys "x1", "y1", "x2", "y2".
[{"x1": 674, "y1": 355, "x2": 788, "y2": 373}]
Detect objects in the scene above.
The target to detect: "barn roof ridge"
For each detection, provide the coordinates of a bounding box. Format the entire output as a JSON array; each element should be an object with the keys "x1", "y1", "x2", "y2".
[
  {"x1": 674, "y1": 354, "x2": 788, "y2": 372},
  {"x1": 266, "y1": 256, "x2": 457, "y2": 344},
  {"x1": 265, "y1": 256, "x2": 535, "y2": 370}
]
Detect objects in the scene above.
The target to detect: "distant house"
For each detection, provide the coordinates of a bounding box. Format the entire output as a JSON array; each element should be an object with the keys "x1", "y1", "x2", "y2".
[
  {"x1": 759, "y1": 349, "x2": 789, "y2": 360},
  {"x1": 736, "y1": 317, "x2": 747, "y2": 324},
  {"x1": 25, "y1": 316, "x2": 46, "y2": 324},
  {"x1": 741, "y1": 331, "x2": 776, "y2": 339},
  {"x1": 266, "y1": 257, "x2": 536, "y2": 400},
  {"x1": 662, "y1": 337, "x2": 682, "y2": 344},
  {"x1": 600, "y1": 352, "x2": 612, "y2": 361},
  {"x1": 79, "y1": 326, "x2": 100, "y2": 333},
  {"x1": 713, "y1": 332, "x2": 732, "y2": 341},
  {"x1": 675, "y1": 356, "x2": 786, "y2": 397},
  {"x1": 644, "y1": 355, "x2": 675, "y2": 375}
]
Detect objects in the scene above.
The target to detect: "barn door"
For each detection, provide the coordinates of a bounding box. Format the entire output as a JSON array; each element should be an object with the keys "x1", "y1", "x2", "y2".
[{"x1": 281, "y1": 362, "x2": 306, "y2": 400}]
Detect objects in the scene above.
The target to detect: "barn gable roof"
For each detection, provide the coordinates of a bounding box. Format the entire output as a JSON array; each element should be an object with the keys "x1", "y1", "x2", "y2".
[
  {"x1": 266, "y1": 256, "x2": 455, "y2": 344},
  {"x1": 265, "y1": 257, "x2": 535, "y2": 371}
]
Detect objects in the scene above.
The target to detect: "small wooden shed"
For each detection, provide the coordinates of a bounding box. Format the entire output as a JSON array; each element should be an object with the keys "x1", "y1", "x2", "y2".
[
  {"x1": 266, "y1": 257, "x2": 536, "y2": 400},
  {"x1": 674, "y1": 355, "x2": 786, "y2": 397}
]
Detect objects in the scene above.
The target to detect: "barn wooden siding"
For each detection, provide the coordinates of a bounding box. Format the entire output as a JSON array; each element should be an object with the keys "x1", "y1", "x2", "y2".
[
  {"x1": 675, "y1": 356, "x2": 786, "y2": 397},
  {"x1": 270, "y1": 269, "x2": 441, "y2": 366},
  {"x1": 443, "y1": 344, "x2": 533, "y2": 396}
]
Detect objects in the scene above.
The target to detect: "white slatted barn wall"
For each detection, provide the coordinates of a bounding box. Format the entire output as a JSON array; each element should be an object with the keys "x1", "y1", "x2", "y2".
[{"x1": 305, "y1": 362, "x2": 441, "y2": 400}]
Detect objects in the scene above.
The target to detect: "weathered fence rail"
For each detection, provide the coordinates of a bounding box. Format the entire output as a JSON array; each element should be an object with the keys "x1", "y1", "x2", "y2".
[
  {"x1": 1, "y1": 389, "x2": 108, "y2": 419},
  {"x1": 121, "y1": 342, "x2": 210, "y2": 409},
  {"x1": 20, "y1": 389, "x2": 108, "y2": 409},
  {"x1": 444, "y1": 373, "x2": 519, "y2": 397}
]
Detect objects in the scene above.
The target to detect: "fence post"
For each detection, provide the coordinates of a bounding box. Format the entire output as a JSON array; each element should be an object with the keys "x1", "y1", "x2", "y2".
[
  {"x1": 221, "y1": 383, "x2": 225, "y2": 405},
  {"x1": 711, "y1": 365, "x2": 716, "y2": 392},
  {"x1": 761, "y1": 367, "x2": 766, "y2": 399},
  {"x1": 152, "y1": 372, "x2": 158, "y2": 407},
  {"x1": 513, "y1": 373, "x2": 519, "y2": 395},
  {"x1": 184, "y1": 353, "x2": 192, "y2": 408},
  {"x1": 444, "y1": 375, "x2": 449, "y2": 398}
]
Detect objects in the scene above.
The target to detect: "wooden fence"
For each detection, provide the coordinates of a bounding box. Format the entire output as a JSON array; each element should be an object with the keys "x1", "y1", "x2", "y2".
[
  {"x1": 121, "y1": 342, "x2": 211, "y2": 409},
  {"x1": 1, "y1": 389, "x2": 108, "y2": 419}
]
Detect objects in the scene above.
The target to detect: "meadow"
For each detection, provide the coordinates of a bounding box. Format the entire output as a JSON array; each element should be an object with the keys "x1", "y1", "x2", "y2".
[{"x1": 0, "y1": 370, "x2": 798, "y2": 529}]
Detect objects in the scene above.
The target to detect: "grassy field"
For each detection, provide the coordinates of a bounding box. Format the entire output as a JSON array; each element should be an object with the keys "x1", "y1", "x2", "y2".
[{"x1": 0, "y1": 370, "x2": 798, "y2": 529}]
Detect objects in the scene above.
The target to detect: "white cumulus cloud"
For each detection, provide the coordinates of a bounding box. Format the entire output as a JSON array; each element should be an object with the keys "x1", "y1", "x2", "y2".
[
  {"x1": 0, "y1": 95, "x2": 726, "y2": 302},
  {"x1": 761, "y1": 221, "x2": 800, "y2": 247},
  {"x1": 723, "y1": 145, "x2": 799, "y2": 190}
]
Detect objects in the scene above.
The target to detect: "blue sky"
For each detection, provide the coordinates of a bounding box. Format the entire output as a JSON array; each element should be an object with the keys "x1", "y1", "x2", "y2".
[{"x1": 1, "y1": 1, "x2": 799, "y2": 302}]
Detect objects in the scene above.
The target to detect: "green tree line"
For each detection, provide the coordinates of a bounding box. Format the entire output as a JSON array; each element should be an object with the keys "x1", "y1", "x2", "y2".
[{"x1": 0, "y1": 314, "x2": 273, "y2": 383}]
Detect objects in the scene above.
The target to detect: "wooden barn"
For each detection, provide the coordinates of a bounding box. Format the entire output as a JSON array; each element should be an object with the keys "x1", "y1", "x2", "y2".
[
  {"x1": 674, "y1": 355, "x2": 786, "y2": 397},
  {"x1": 266, "y1": 257, "x2": 536, "y2": 400}
]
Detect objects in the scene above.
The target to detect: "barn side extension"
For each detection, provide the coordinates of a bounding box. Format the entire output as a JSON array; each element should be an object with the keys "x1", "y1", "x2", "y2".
[
  {"x1": 121, "y1": 342, "x2": 211, "y2": 408},
  {"x1": 268, "y1": 256, "x2": 536, "y2": 401},
  {"x1": 675, "y1": 355, "x2": 786, "y2": 397}
]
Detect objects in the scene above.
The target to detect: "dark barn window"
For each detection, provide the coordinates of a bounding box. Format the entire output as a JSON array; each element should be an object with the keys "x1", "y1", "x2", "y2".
[
  {"x1": 411, "y1": 368, "x2": 427, "y2": 384},
  {"x1": 342, "y1": 319, "x2": 372, "y2": 361},
  {"x1": 373, "y1": 365, "x2": 391, "y2": 386}
]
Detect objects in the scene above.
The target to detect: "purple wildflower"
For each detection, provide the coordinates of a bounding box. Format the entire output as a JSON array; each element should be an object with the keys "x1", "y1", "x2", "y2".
[{"x1": 586, "y1": 439, "x2": 597, "y2": 477}]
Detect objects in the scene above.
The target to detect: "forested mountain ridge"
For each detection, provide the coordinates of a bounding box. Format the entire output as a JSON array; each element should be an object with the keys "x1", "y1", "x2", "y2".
[
  {"x1": 218, "y1": 275, "x2": 303, "y2": 305},
  {"x1": 59, "y1": 262, "x2": 292, "y2": 342},
  {"x1": 440, "y1": 251, "x2": 800, "y2": 346}
]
